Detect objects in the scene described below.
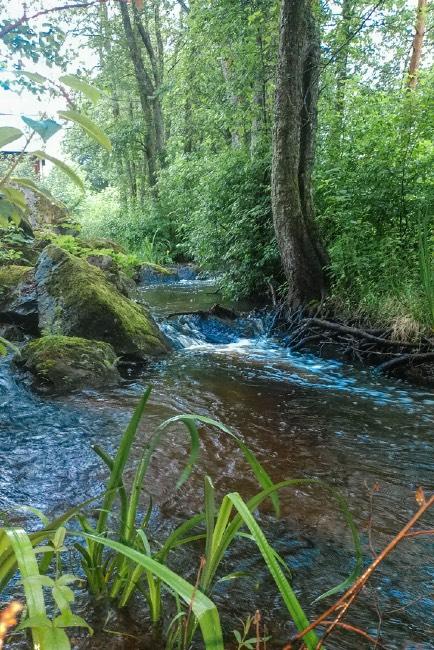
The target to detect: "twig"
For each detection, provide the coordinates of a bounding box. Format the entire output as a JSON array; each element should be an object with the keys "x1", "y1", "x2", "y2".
[{"x1": 284, "y1": 490, "x2": 434, "y2": 649}]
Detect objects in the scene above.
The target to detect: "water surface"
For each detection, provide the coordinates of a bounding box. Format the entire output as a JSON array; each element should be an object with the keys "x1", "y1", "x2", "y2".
[{"x1": 1, "y1": 276, "x2": 433, "y2": 649}]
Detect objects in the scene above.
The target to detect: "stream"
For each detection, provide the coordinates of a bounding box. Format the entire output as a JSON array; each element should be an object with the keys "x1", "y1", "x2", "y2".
[{"x1": 1, "y1": 273, "x2": 433, "y2": 649}]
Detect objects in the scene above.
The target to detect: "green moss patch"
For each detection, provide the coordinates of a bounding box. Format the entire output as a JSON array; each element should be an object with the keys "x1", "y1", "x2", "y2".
[
  {"x1": 16, "y1": 335, "x2": 121, "y2": 392},
  {"x1": 35, "y1": 245, "x2": 170, "y2": 359}
]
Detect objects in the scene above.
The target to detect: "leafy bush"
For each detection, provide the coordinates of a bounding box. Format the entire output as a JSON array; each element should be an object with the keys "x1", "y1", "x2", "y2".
[
  {"x1": 158, "y1": 148, "x2": 282, "y2": 298},
  {"x1": 76, "y1": 187, "x2": 172, "y2": 264},
  {"x1": 315, "y1": 73, "x2": 434, "y2": 329}
]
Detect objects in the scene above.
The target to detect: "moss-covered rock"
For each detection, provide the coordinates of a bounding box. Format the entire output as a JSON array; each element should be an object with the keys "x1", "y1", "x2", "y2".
[
  {"x1": 138, "y1": 263, "x2": 176, "y2": 284},
  {"x1": 0, "y1": 265, "x2": 38, "y2": 332},
  {"x1": 35, "y1": 245, "x2": 170, "y2": 359},
  {"x1": 15, "y1": 335, "x2": 121, "y2": 392}
]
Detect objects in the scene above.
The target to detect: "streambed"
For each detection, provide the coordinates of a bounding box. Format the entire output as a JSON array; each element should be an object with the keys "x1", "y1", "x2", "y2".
[{"x1": 1, "y1": 274, "x2": 433, "y2": 649}]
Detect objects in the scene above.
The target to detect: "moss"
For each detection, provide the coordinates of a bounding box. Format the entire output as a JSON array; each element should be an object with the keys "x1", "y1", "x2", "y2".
[
  {"x1": 0, "y1": 265, "x2": 33, "y2": 289},
  {"x1": 36, "y1": 245, "x2": 170, "y2": 359},
  {"x1": 140, "y1": 262, "x2": 172, "y2": 276},
  {"x1": 0, "y1": 265, "x2": 34, "y2": 303},
  {"x1": 16, "y1": 335, "x2": 121, "y2": 392}
]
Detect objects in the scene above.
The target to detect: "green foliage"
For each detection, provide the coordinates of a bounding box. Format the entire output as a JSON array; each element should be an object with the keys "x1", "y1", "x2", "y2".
[
  {"x1": 158, "y1": 149, "x2": 281, "y2": 297},
  {"x1": 76, "y1": 187, "x2": 172, "y2": 264},
  {"x1": 315, "y1": 70, "x2": 434, "y2": 329},
  {"x1": 7, "y1": 528, "x2": 91, "y2": 649},
  {"x1": 37, "y1": 231, "x2": 142, "y2": 276}
]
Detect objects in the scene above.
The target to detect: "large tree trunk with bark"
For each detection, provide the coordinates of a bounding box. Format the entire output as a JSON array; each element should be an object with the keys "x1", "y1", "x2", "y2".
[{"x1": 271, "y1": 0, "x2": 328, "y2": 307}]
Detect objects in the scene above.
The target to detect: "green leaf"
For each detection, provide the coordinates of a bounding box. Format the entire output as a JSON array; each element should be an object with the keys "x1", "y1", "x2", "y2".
[
  {"x1": 59, "y1": 74, "x2": 102, "y2": 103},
  {"x1": 21, "y1": 116, "x2": 62, "y2": 142},
  {"x1": 31, "y1": 151, "x2": 84, "y2": 191},
  {"x1": 2, "y1": 186, "x2": 26, "y2": 211},
  {"x1": 161, "y1": 414, "x2": 280, "y2": 516},
  {"x1": 54, "y1": 612, "x2": 93, "y2": 634},
  {"x1": 15, "y1": 506, "x2": 49, "y2": 527},
  {"x1": 6, "y1": 528, "x2": 48, "y2": 649},
  {"x1": 20, "y1": 71, "x2": 48, "y2": 84},
  {"x1": 58, "y1": 110, "x2": 111, "y2": 151},
  {"x1": 10, "y1": 176, "x2": 67, "y2": 209},
  {"x1": 0, "y1": 199, "x2": 21, "y2": 226},
  {"x1": 0, "y1": 126, "x2": 23, "y2": 148},
  {"x1": 82, "y1": 533, "x2": 224, "y2": 650},
  {"x1": 226, "y1": 493, "x2": 319, "y2": 650}
]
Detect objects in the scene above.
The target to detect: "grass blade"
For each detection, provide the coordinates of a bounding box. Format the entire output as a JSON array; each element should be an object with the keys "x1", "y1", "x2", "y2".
[{"x1": 81, "y1": 533, "x2": 224, "y2": 650}]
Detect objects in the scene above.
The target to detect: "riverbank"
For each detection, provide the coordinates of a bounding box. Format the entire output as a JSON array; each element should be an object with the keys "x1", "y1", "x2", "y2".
[{"x1": 274, "y1": 304, "x2": 434, "y2": 388}]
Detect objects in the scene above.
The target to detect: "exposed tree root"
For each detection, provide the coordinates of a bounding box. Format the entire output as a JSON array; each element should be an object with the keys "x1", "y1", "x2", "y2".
[{"x1": 279, "y1": 309, "x2": 434, "y2": 380}]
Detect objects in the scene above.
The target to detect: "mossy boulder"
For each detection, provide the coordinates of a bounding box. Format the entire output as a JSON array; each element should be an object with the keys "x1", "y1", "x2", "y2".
[
  {"x1": 15, "y1": 335, "x2": 121, "y2": 392},
  {"x1": 0, "y1": 265, "x2": 38, "y2": 332},
  {"x1": 79, "y1": 238, "x2": 127, "y2": 254},
  {"x1": 35, "y1": 245, "x2": 170, "y2": 360},
  {"x1": 138, "y1": 262, "x2": 177, "y2": 284}
]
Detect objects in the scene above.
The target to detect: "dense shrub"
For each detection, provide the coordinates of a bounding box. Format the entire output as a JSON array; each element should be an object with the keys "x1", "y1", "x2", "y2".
[{"x1": 157, "y1": 148, "x2": 282, "y2": 298}]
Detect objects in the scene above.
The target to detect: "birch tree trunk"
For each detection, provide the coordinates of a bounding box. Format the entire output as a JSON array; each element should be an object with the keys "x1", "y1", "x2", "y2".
[{"x1": 407, "y1": 0, "x2": 428, "y2": 90}]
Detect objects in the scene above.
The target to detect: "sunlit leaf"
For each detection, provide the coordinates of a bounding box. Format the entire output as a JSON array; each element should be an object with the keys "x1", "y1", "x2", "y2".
[
  {"x1": 20, "y1": 71, "x2": 48, "y2": 84},
  {"x1": 31, "y1": 150, "x2": 84, "y2": 191},
  {"x1": 0, "y1": 126, "x2": 23, "y2": 148},
  {"x1": 10, "y1": 176, "x2": 67, "y2": 209},
  {"x1": 58, "y1": 110, "x2": 111, "y2": 151},
  {"x1": 59, "y1": 74, "x2": 102, "y2": 103}
]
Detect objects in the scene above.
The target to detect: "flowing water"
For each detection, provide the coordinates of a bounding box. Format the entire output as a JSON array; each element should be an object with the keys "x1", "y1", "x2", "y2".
[{"x1": 1, "y1": 273, "x2": 433, "y2": 649}]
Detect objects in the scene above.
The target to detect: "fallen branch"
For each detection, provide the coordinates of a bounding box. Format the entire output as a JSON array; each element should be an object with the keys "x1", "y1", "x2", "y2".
[
  {"x1": 306, "y1": 318, "x2": 420, "y2": 349},
  {"x1": 376, "y1": 351, "x2": 434, "y2": 373},
  {"x1": 284, "y1": 489, "x2": 434, "y2": 650}
]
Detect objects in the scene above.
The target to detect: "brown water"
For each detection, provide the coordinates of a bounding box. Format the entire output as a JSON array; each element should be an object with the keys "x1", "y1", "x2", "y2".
[{"x1": 1, "y1": 276, "x2": 433, "y2": 649}]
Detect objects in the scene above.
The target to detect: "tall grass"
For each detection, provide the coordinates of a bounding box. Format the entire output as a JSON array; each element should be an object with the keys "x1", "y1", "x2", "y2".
[
  {"x1": 419, "y1": 216, "x2": 434, "y2": 329},
  {"x1": 0, "y1": 391, "x2": 363, "y2": 649}
]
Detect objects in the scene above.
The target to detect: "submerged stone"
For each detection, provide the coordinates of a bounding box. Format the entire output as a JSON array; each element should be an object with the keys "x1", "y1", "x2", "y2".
[
  {"x1": 35, "y1": 245, "x2": 170, "y2": 360},
  {"x1": 0, "y1": 265, "x2": 38, "y2": 332},
  {"x1": 15, "y1": 335, "x2": 121, "y2": 392}
]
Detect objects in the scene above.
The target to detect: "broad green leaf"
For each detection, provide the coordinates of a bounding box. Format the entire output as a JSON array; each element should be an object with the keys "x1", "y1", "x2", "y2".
[
  {"x1": 6, "y1": 528, "x2": 47, "y2": 649},
  {"x1": 21, "y1": 116, "x2": 62, "y2": 142},
  {"x1": 2, "y1": 186, "x2": 26, "y2": 210},
  {"x1": 20, "y1": 71, "x2": 48, "y2": 84},
  {"x1": 59, "y1": 74, "x2": 102, "y2": 103},
  {"x1": 58, "y1": 110, "x2": 111, "y2": 151},
  {"x1": 0, "y1": 198, "x2": 21, "y2": 226},
  {"x1": 226, "y1": 493, "x2": 319, "y2": 650},
  {"x1": 0, "y1": 126, "x2": 22, "y2": 148},
  {"x1": 54, "y1": 612, "x2": 93, "y2": 634},
  {"x1": 15, "y1": 505, "x2": 49, "y2": 527},
  {"x1": 10, "y1": 176, "x2": 67, "y2": 209},
  {"x1": 31, "y1": 151, "x2": 84, "y2": 191}
]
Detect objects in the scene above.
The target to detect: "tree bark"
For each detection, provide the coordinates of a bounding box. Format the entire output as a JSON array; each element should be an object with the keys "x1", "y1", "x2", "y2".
[
  {"x1": 406, "y1": 0, "x2": 428, "y2": 90},
  {"x1": 250, "y1": 31, "x2": 267, "y2": 157},
  {"x1": 131, "y1": 1, "x2": 166, "y2": 164},
  {"x1": 119, "y1": 0, "x2": 158, "y2": 188},
  {"x1": 271, "y1": 0, "x2": 328, "y2": 307}
]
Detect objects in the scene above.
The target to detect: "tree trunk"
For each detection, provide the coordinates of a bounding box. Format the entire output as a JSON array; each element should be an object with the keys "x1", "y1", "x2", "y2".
[
  {"x1": 220, "y1": 58, "x2": 241, "y2": 148},
  {"x1": 407, "y1": 0, "x2": 428, "y2": 89},
  {"x1": 250, "y1": 32, "x2": 267, "y2": 157},
  {"x1": 132, "y1": 2, "x2": 166, "y2": 165},
  {"x1": 271, "y1": 0, "x2": 328, "y2": 307},
  {"x1": 119, "y1": 0, "x2": 158, "y2": 188}
]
